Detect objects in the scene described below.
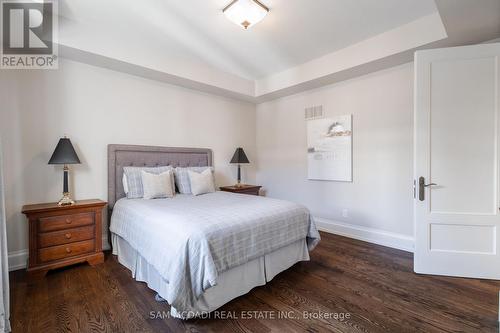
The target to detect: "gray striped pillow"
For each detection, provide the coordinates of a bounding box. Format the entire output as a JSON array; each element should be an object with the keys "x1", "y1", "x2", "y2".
[
  {"x1": 174, "y1": 166, "x2": 214, "y2": 194},
  {"x1": 123, "y1": 166, "x2": 173, "y2": 199}
]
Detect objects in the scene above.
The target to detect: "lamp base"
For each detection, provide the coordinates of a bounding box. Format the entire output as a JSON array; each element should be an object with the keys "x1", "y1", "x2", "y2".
[{"x1": 57, "y1": 192, "x2": 75, "y2": 206}]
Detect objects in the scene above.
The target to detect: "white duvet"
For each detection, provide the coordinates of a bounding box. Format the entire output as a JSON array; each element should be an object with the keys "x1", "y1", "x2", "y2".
[{"x1": 110, "y1": 191, "x2": 320, "y2": 313}]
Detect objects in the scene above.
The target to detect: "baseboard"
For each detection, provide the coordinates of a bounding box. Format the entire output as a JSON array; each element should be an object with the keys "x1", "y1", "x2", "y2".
[
  {"x1": 8, "y1": 234, "x2": 111, "y2": 271},
  {"x1": 8, "y1": 249, "x2": 28, "y2": 271},
  {"x1": 314, "y1": 217, "x2": 414, "y2": 253}
]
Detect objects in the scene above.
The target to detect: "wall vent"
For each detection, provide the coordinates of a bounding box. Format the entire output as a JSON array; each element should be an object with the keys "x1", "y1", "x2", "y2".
[{"x1": 305, "y1": 105, "x2": 323, "y2": 120}]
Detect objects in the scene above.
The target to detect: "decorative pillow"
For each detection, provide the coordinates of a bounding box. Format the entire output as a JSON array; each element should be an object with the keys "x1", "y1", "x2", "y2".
[
  {"x1": 174, "y1": 166, "x2": 213, "y2": 194},
  {"x1": 122, "y1": 173, "x2": 129, "y2": 194},
  {"x1": 141, "y1": 170, "x2": 175, "y2": 199},
  {"x1": 188, "y1": 169, "x2": 215, "y2": 196},
  {"x1": 123, "y1": 166, "x2": 174, "y2": 199}
]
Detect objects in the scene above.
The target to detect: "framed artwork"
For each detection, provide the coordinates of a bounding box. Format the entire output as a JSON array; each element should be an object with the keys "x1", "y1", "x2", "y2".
[{"x1": 307, "y1": 114, "x2": 352, "y2": 181}]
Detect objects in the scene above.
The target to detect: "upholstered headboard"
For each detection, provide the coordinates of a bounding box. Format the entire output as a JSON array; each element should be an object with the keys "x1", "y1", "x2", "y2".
[{"x1": 107, "y1": 144, "x2": 213, "y2": 208}]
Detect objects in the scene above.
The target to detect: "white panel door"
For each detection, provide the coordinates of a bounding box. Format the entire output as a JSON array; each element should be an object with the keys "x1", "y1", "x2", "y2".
[{"x1": 414, "y1": 43, "x2": 500, "y2": 279}]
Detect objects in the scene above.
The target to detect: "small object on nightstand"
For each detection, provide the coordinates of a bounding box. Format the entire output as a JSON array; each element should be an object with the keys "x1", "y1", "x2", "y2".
[
  {"x1": 48, "y1": 137, "x2": 81, "y2": 206},
  {"x1": 22, "y1": 199, "x2": 106, "y2": 279},
  {"x1": 230, "y1": 147, "x2": 250, "y2": 187},
  {"x1": 220, "y1": 185, "x2": 262, "y2": 196}
]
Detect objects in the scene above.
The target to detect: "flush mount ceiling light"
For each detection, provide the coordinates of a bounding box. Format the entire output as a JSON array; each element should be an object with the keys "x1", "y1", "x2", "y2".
[{"x1": 223, "y1": 0, "x2": 269, "y2": 30}]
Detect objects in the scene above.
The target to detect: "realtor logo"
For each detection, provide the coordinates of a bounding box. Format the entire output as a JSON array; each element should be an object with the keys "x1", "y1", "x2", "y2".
[{"x1": 1, "y1": 0, "x2": 58, "y2": 69}]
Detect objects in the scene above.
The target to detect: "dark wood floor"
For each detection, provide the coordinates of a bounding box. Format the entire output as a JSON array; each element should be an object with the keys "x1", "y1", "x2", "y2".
[{"x1": 10, "y1": 232, "x2": 500, "y2": 332}]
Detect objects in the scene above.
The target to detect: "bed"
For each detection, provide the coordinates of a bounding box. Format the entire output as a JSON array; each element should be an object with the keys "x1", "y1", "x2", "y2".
[{"x1": 107, "y1": 144, "x2": 320, "y2": 319}]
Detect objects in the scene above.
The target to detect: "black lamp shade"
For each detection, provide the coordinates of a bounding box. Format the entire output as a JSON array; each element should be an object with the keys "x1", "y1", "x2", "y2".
[
  {"x1": 230, "y1": 147, "x2": 249, "y2": 164},
  {"x1": 48, "y1": 138, "x2": 81, "y2": 165}
]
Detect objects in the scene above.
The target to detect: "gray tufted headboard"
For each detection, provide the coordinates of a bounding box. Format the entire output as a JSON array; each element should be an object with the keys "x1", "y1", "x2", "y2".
[{"x1": 107, "y1": 144, "x2": 213, "y2": 208}]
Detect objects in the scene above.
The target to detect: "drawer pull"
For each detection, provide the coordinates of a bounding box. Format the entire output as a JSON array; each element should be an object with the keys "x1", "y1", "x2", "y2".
[
  {"x1": 65, "y1": 218, "x2": 71, "y2": 224},
  {"x1": 65, "y1": 247, "x2": 71, "y2": 254},
  {"x1": 65, "y1": 233, "x2": 71, "y2": 239}
]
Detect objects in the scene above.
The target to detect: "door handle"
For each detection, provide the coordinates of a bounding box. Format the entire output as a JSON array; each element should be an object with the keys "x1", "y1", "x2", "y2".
[{"x1": 419, "y1": 177, "x2": 437, "y2": 201}]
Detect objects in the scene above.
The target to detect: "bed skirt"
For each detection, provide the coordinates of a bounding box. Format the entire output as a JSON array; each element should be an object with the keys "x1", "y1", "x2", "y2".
[{"x1": 111, "y1": 233, "x2": 310, "y2": 319}]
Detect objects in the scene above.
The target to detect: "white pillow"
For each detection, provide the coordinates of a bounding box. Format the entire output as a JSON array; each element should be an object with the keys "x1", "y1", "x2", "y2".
[
  {"x1": 188, "y1": 169, "x2": 215, "y2": 196},
  {"x1": 174, "y1": 166, "x2": 213, "y2": 194},
  {"x1": 141, "y1": 170, "x2": 175, "y2": 199},
  {"x1": 123, "y1": 165, "x2": 174, "y2": 198},
  {"x1": 122, "y1": 173, "x2": 129, "y2": 194}
]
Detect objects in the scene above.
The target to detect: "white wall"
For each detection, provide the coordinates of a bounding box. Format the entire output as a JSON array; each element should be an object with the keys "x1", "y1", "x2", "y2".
[
  {"x1": 256, "y1": 63, "x2": 414, "y2": 249},
  {"x1": 0, "y1": 59, "x2": 256, "y2": 265}
]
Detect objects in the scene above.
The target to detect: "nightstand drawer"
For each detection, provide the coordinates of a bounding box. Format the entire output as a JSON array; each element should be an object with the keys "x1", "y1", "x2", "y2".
[
  {"x1": 38, "y1": 226, "x2": 95, "y2": 248},
  {"x1": 38, "y1": 239, "x2": 95, "y2": 263},
  {"x1": 39, "y1": 212, "x2": 94, "y2": 232},
  {"x1": 237, "y1": 189, "x2": 260, "y2": 195},
  {"x1": 219, "y1": 185, "x2": 262, "y2": 196}
]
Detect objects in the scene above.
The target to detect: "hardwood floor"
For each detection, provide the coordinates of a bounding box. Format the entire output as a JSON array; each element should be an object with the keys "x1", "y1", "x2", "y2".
[{"x1": 10, "y1": 232, "x2": 500, "y2": 332}]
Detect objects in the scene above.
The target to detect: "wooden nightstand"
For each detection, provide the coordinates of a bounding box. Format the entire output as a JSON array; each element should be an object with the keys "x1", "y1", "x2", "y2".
[
  {"x1": 22, "y1": 199, "x2": 106, "y2": 278},
  {"x1": 219, "y1": 185, "x2": 262, "y2": 196}
]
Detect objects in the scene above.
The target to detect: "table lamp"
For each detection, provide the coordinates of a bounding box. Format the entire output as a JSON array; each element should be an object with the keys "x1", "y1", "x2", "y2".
[
  {"x1": 48, "y1": 137, "x2": 81, "y2": 206},
  {"x1": 230, "y1": 147, "x2": 249, "y2": 187}
]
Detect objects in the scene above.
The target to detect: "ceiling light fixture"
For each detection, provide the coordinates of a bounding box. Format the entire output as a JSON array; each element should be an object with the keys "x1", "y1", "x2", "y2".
[{"x1": 223, "y1": 0, "x2": 269, "y2": 30}]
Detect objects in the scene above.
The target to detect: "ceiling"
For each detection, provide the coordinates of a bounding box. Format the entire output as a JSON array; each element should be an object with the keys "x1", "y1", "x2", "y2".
[
  {"x1": 59, "y1": 0, "x2": 438, "y2": 80},
  {"x1": 57, "y1": 0, "x2": 500, "y2": 102}
]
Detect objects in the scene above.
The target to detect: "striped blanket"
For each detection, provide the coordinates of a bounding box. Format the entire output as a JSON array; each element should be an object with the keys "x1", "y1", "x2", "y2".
[{"x1": 110, "y1": 191, "x2": 320, "y2": 313}]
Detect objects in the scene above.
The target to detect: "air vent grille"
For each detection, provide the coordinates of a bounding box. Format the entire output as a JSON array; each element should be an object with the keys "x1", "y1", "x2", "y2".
[{"x1": 305, "y1": 105, "x2": 323, "y2": 120}]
